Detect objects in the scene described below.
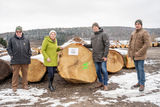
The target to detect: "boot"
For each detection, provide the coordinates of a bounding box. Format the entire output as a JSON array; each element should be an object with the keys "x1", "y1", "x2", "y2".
[{"x1": 48, "y1": 77, "x2": 55, "y2": 92}]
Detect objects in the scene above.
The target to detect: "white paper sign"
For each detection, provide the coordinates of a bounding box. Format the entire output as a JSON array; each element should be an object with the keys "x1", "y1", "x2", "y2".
[{"x1": 68, "y1": 48, "x2": 79, "y2": 55}]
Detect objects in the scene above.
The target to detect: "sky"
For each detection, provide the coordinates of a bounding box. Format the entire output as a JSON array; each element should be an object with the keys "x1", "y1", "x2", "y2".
[{"x1": 0, "y1": 0, "x2": 160, "y2": 33}]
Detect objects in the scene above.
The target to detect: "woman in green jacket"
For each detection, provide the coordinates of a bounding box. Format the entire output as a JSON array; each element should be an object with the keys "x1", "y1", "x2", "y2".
[{"x1": 42, "y1": 30, "x2": 62, "y2": 92}]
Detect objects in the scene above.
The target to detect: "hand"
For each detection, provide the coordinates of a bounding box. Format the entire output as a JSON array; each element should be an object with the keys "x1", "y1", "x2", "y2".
[
  {"x1": 135, "y1": 52, "x2": 139, "y2": 56},
  {"x1": 47, "y1": 58, "x2": 51, "y2": 62},
  {"x1": 59, "y1": 47, "x2": 63, "y2": 50},
  {"x1": 102, "y1": 57, "x2": 107, "y2": 61}
]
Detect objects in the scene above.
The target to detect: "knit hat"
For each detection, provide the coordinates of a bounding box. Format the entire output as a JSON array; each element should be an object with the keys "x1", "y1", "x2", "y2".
[
  {"x1": 92, "y1": 22, "x2": 100, "y2": 28},
  {"x1": 49, "y1": 30, "x2": 57, "y2": 35},
  {"x1": 15, "y1": 26, "x2": 22, "y2": 31},
  {"x1": 135, "y1": 19, "x2": 143, "y2": 25}
]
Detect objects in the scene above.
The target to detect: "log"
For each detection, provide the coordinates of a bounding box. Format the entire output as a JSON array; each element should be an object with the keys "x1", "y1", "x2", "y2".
[
  {"x1": 123, "y1": 54, "x2": 135, "y2": 68},
  {"x1": 107, "y1": 50, "x2": 124, "y2": 73},
  {"x1": 113, "y1": 49, "x2": 135, "y2": 69},
  {"x1": 19, "y1": 59, "x2": 46, "y2": 82},
  {"x1": 0, "y1": 59, "x2": 12, "y2": 80},
  {"x1": 58, "y1": 43, "x2": 97, "y2": 83}
]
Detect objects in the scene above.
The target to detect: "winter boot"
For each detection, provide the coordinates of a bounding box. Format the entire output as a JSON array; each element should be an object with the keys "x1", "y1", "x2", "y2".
[{"x1": 48, "y1": 77, "x2": 55, "y2": 92}]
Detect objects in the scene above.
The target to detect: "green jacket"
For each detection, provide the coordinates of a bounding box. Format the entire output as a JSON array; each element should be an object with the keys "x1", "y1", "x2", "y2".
[{"x1": 42, "y1": 36, "x2": 60, "y2": 66}]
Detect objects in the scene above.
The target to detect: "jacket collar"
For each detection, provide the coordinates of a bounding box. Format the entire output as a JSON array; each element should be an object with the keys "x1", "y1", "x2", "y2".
[
  {"x1": 14, "y1": 33, "x2": 24, "y2": 40},
  {"x1": 94, "y1": 27, "x2": 103, "y2": 35}
]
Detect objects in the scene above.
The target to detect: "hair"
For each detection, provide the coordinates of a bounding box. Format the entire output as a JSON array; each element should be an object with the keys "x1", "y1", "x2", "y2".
[{"x1": 92, "y1": 22, "x2": 100, "y2": 28}]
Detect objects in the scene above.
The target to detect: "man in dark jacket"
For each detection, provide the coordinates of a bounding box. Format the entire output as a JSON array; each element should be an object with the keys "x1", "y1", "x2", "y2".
[
  {"x1": 7, "y1": 26, "x2": 31, "y2": 92},
  {"x1": 128, "y1": 19, "x2": 150, "y2": 91},
  {"x1": 84, "y1": 22, "x2": 110, "y2": 90}
]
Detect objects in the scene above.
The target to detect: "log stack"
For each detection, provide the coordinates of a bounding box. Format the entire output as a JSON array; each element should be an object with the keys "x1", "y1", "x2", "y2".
[
  {"x1": 58, "y1": 43, "x2": 97, "y2": 83},
  {"x1": 0, "y1": 59, "x2": 12, "y2": 81}
]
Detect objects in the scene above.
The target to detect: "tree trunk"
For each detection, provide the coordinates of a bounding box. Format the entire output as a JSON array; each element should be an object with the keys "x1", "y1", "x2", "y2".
[
  {"x1": 58, "y1": 43, "x2": 97, "y2": 83},
  {"x1": 19, "y1": 59, "x2": 46, "y2": 82},
  {"x1": 107, "y1": 50, "x2": 124, "y2": 73},
  {"x1": 0, "y1": 59, "x2": 12, "y2": 81}
]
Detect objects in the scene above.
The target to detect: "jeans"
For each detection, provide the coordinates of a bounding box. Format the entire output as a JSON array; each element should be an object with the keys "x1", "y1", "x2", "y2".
[
  {"x1": 134, "y1": 60, "x2": 145, "y2": 86},
  {"x1": 46, "y1": 67, "x2": 57, "y2": 79},
  {"x1": 94, "y1": 62, "x2": 108, "y2": 86}
]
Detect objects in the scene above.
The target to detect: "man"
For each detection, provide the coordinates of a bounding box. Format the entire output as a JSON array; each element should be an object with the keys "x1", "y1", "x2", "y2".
[
  {"x1": 7, "y1": 26, "x2": 31, "y2": 92},
  {"x1": 84, "y1": 22, "x2": 110, "y2": 90},
  {"x1": 128, "y1": 19, "x2": 150, "y2": 91}
]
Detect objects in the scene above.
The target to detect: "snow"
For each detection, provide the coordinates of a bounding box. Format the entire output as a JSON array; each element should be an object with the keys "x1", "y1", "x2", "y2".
[
  {"x1": 0, "y1": 55, "x2": 11, "y2": 61},
  {"x1": 31, "y1": 54, "x2": 44, "y2": 63},
  {"x1": 94, "y1": 71, "x2": 160, "y2": 106}
]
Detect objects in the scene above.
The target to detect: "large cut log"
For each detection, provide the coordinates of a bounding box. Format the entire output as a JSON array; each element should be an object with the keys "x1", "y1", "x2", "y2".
[
  {"x1": 113, "y1": 49, "x2": 135, "y2": 69},
  {"x1": 0, "y1": 59, "x2": 12, "y2": 80},
  {"x1": 107, "y1": 50, "x2": 124, "y2": 73},
  {"x1": 19, "y1": 59, "x2": 46, "y2": 82},
  {"x1": 58, "y1": 43, "x2": 97, "y2": 83}
]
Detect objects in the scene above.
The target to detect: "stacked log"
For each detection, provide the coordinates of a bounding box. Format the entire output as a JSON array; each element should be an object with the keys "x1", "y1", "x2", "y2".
[
  {"x1": 58, "y1": 43, "x2": 97, "y2": 83},
  {"x1": 0, "y1": 59, "x2": 12, "y2": 81},
  {"x1": 19, "y1": 59, "x2": 46, "y2": 82}
]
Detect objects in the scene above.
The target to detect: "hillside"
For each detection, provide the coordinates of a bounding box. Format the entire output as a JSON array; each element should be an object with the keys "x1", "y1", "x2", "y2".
[{"x1": 0, "y1": 26, "x2": 160, "y2": 45}]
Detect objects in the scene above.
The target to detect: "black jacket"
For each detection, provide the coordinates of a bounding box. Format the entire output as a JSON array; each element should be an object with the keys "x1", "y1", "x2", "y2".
[
  {"x1": 7, "y1": 33, "x2": 31, "y2": 64},
  {"x1": 84, "y1": 28, "x2": 110, "y2": 62}
]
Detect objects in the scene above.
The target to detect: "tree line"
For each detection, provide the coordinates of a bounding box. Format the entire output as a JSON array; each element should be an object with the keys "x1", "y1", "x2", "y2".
[{"x1": 0, "y1": 26, "x2": 160, "y2": 45}]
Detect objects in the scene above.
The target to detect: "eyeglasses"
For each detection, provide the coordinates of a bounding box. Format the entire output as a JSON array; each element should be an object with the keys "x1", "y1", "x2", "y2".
[{"x1": 16, "y1": 31, "x2": 22, "y2": 33}]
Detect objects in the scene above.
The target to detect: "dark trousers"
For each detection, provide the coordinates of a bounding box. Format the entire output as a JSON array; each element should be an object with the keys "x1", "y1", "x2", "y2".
[{"x1": 46, "y1": 67, "x2": 57, "y2": 79}]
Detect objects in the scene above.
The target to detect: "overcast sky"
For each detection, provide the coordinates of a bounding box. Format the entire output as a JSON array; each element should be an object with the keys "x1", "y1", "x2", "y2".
[{"x1": 0, "y1": 0, "x2": 160, "y2": 33}]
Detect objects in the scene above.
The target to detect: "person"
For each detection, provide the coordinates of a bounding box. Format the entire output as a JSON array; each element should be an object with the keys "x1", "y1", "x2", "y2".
[
  {"x1": 84, "y1": 22, "x2": 110, "y2": 91},
  {"x1": 7, "y1": 26, "x2": 32, "y2": 92},
  {"x1": 42, "y1": 30, "x2": 62, "y2": 92},
  {"x1": 128, "y1": 19, "x2": 150, "y2": 91}
]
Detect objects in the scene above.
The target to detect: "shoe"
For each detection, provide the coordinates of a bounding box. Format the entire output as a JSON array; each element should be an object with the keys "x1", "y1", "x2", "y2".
[
  {"x1": 23, "y1": 86, "x2": 29, "y2": 90},
  {"x1": 139, "y1": 85, "x2": 145, "y2": 91},
  {"x1": 131, "y1": 83, "x2": 140, "y2": 89},
  {"x1": 95, "y1": 83, "x2": 103, "y2": 88},
  {"x1": 103, "y1": 85, "x2": 108, "y2": 91},
  {"x1": 12, "y1": 88, "x2": 17, "y2": 92}
]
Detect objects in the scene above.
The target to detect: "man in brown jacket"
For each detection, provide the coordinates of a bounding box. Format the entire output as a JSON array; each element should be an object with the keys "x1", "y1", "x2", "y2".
[{"x1": 128, "y1": 19, "x2": 150, "y2": 91}]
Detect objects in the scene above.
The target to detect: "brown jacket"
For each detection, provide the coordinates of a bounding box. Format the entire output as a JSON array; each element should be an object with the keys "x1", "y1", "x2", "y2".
[{"x1": 128, "y1": 28, "x2": 150, "y2": 60}]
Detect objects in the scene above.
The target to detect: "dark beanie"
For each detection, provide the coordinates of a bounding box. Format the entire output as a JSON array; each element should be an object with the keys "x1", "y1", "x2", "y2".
[
  {"x1": 92, "y1": 22, "x2": 100, "y2": 28},
  {"x1": 15, "y1": 26, "x2": 22, "y2": 31},
  {"x1": 135, "y1": 19, "x2": 143, "y2": 25}
]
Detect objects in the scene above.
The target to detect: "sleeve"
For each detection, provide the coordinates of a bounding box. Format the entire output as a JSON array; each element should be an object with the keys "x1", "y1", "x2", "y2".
[
  {"x1": 136, "y1": 31, "x2": 150, "y2": 56},
  {"x1": 102, "y1": 33, "x2": 110, "y2": 57},
  {"x1": 28, "y1": 40, "x2": 32, "y2": 57},
  {"x1": 41, "y1": 39, "x2": 49, "y2": 59},
  {"x1": 83, "y1": 39, "x2": 92, "y2": 48},
  {"x1": 7, "y1": 38, "x2": 13, "y2": 57},
  {"x1": 128, "y1": 34, "x2": 133, "y2": 57}
]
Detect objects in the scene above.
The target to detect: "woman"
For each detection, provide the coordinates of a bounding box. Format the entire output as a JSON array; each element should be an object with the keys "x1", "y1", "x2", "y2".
[{"x1": 42, "y1": 30, "x2": 62, "y2": 92}]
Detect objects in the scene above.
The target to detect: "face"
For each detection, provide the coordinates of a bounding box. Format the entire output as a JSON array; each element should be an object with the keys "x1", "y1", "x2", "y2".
[
  {"x1": 16, "y1": 30, "x2": 22, "y2": 37},
  {"x1": 50, "y1": 32, "x2": 56, "y2": 40},
  {"x1": 135, "y1": 22, "x2": 142, "y2": 30},
  {"x1": 92, "y1": 26, "x2": 99, "y2": 32}
]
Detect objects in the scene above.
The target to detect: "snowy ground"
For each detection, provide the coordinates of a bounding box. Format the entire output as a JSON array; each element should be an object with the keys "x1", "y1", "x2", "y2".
[{"x1": 0, "y1": 62, "x2": 160, "y2": 107}]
